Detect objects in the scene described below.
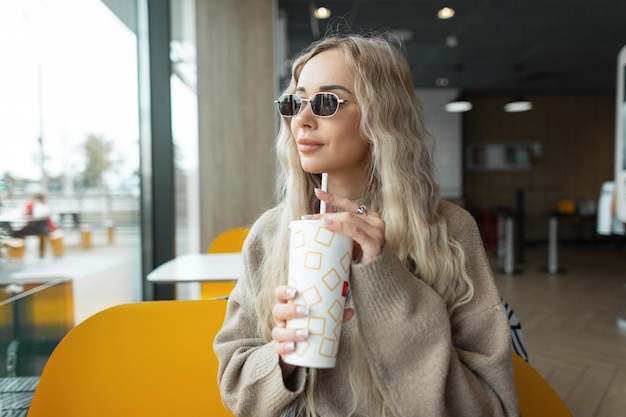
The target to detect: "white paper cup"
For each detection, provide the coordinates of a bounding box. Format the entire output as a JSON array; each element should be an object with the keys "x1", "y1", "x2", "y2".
[{"x1": 283, "y1": 220, "x2": 353, "y2": 368}]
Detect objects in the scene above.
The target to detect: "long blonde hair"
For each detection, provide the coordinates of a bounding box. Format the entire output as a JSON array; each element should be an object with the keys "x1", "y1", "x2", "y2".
[{"x1": 256, "y1": 33, "x2": 474, "y2": 416}]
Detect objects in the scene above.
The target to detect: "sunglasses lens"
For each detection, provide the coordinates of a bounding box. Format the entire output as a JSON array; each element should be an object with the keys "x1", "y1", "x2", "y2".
[
  {"x1": 276, "y1": 95, "x2": 301, "y2": 116},
  {"x1": 310, "y1": 93, "x2": 338, "y2": 116},
  {"x1": 276, "y1": 93, "x2": 340, "y2": 117}
]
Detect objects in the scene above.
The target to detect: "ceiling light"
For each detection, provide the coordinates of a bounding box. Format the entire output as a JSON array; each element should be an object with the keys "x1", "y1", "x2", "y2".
[
  {"x1": 445, "y1": 35, "x2": 459, "y2": 48},
  {"x1": 435, "y1": 77, "x2": 449, "y2": 87},
  {"x1": 445, "y1": 95, "x2": 473, "y2": 113},
  {"x1": 313, "y1": 7, "x2": 331, "y2": 19},
  {"x1": 437, "y1": 7, "x2": 455, "y2": 19},
  {"x1": 504, "y1": 97, "x2": 533, "y2": 112}
]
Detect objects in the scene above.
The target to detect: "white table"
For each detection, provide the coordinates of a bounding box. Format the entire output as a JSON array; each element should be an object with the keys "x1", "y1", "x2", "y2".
[{"x1": 147, "y1": 253, "x2": 243, "y2": 300}]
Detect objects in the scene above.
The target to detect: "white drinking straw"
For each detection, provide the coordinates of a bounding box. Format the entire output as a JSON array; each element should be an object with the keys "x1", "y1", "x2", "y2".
[{"x1": 320, "y1": 173, "x2": 328, "y2": 214}]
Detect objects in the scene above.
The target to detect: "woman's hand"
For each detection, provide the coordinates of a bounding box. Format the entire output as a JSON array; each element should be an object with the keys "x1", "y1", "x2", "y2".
[
  {"x1": 307, "y1": 188, "x2": 386, "y2": 264},
  {"x1": 272, "y1": 284, "x2": 355, "y2": 380},
  {"x1": 272, "y1": 285, "x2": 309, "y2": 355},
  {"x1": 271, "y1": 285, "x2": 308, "y2": 379}
]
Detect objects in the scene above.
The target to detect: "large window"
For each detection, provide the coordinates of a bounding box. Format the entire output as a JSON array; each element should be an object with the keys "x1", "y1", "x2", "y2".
[
  {"x1": 0, "y1": 3, "x2": 203, "y2": 409},
  {"x1": 0, "y1": 0, "x2": 142, "y2": 381}
]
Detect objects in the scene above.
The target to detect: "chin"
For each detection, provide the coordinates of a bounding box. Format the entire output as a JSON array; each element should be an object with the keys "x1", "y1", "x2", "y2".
[
  {"x1": 301, "y1": 168, "x2": 324, "y2": 175},
  {"x1": 299, "y1": 160, "x2": 326, "y2": 175}
]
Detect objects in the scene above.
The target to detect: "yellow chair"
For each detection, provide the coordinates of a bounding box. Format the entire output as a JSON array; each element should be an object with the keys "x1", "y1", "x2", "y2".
[
  {"x1": 513, "y1": 352, "x2": 572, "y2": 416},
  {"x1": 208, "y1": 227, "x2": 250, "y2": 253},
  {"x1": 26, "y1": 298, "x2": 568, "y2": 417},
  {"x1": 201, "y1": 227, "x2": 250, "y2": 300},
  {"x1": 27, "y1": 299, "x2": 233, "y2": 417}
]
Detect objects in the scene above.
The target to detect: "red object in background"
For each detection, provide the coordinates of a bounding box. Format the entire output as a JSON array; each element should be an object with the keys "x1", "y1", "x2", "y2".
[{"x1": 25, "y1": 200, "x2": 57, "y2": 232}]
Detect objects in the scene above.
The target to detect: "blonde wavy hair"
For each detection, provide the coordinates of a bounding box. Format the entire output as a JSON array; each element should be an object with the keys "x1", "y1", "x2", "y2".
[{"x1": 255, "y1": 33, "x2": 475, "y2": 417}]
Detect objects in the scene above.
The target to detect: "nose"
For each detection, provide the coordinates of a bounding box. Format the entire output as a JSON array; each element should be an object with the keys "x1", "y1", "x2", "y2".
[{"x1": 293, "y1": 100, "x2": 316, "y2": 127}]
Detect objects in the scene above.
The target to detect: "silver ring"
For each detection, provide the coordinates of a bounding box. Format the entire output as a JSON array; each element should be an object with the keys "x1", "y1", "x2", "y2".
[{"x1": 355, "y1": 204, "x2": 367, "y2": 216}]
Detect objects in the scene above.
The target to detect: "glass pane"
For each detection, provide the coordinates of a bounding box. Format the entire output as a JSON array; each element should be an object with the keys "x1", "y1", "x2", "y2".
[
  {"x1": 0, "y1": 0, "x2": 142, "y2": 399},
  {"x1": 171, "y1": 0, "x2": 199, "y2": 258},
  {"x1": 170, "y1": 0, "x2": 200, "y2": 300},
  {"x1": 0, "y1": 278, "x2": 72, "y2": 411}
]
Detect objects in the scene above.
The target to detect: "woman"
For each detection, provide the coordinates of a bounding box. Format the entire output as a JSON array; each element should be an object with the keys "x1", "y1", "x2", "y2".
[{"x1": 214, "y1": 33, "x2": 519, "y2": 416}]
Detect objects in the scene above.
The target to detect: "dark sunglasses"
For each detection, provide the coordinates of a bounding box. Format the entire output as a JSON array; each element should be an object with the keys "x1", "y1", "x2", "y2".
[{"x1": 274, "y1": 92, "x2": 352, "y2": 117}]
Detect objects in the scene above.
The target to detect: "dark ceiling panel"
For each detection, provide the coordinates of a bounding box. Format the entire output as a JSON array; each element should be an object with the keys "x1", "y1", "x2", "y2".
[{"x1": 278, "y1": 0, "x2": 626, "y2": 94}]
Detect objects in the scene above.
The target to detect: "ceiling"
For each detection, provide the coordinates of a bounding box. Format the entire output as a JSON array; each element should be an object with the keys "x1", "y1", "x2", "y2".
[{"x1": 277, "y1": 0, "x2": 626, "y2": 95}]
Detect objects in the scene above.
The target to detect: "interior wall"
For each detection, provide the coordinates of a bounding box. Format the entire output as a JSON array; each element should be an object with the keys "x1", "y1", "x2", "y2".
[
  {"x1": 462, "y1": 94, "x2": 615, "y2": 242},
  {"x1": 418, "y1": 88, "x2": 463, "y2": 200},
  {"x1": 196, "y1": 0, "x2": 277, "y2": 251}
]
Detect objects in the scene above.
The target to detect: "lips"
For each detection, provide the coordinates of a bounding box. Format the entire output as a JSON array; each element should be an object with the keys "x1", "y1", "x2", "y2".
[{"x1": 296, "y1": 138, "x2": 324, "y2": 153}]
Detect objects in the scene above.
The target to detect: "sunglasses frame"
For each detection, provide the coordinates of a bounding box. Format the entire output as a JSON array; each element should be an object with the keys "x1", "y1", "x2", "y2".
[{"x1": 274, "y1": 92, "x2": 350, "y2": 118}]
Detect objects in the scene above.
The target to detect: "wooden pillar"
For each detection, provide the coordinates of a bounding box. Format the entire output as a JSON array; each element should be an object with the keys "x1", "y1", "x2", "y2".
[{"x1": 196, "y1": 0, "x2": 278, "y2": 251}]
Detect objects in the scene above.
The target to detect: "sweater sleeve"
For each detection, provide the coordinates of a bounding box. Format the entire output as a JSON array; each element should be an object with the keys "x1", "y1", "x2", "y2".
[
  {"x1": 349, "y1": 204, "x2": 520, "y2": 417},
  {"x1": 213, "y1": 212, "x2": 306, "y2": 417}
]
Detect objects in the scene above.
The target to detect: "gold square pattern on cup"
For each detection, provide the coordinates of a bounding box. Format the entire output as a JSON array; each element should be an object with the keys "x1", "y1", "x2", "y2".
[
  {"x1": 304, "y1": 251, "x2": 323, "y2": 269},
  {"x1": 328, "y1": 299, "x2": 343, "y2": 322},
  {"x1": 308, "y1": 316, "x2": 326, "y2": 335},
  {"x1": 314, "y1": 227, "x2": 335, "y2": 246},
  {"x1": 302, "y1": 286, "x2": 322, "y2": 306},
  {"x1": 319, "y1": 338, "x2": 336, "y2": 358},
  {"x1": 322, "y1": 269, "x2": 341, "y2": 290}
]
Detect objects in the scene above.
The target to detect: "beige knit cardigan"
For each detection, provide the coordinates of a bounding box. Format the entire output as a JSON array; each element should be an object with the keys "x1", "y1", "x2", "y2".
[{"x1": 214, "y1": 201, "x2": 520, "y2": 417}]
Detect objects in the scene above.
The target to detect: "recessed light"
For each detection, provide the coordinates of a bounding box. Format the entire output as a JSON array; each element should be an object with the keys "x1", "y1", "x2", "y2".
[
  {"x1": 445, "y1": 97, "x2": 473, "y2": 113},
  {"x1": 504, "y1": 98, "x2": 533, "y2": 112},
  {"x1": 445, "y1": 35, "x2": 459, "y2": 48},
  {"x1": 436, "y1": 77, "x2": 449, "y2": 87},
  {"x1": 314, "y1": 7, "x2": 331, "y2": 19},
  {"x1": 437, "y1": 7, "x2": 455, "y2": 20}
]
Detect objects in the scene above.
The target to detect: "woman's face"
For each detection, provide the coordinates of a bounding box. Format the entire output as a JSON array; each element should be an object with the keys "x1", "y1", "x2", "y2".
[{"x1": 290, "y1": 48, "x2": 370, "y2": 182}]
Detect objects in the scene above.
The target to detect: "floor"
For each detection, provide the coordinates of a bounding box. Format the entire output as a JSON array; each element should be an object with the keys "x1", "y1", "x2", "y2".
[{"x1": 492, "y1": 240, "x2": 626, "y2": 417}]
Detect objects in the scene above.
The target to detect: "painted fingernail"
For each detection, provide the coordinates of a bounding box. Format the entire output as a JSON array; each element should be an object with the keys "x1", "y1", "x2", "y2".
[
  {"x1": 295, "y1": 329, "x2": 309, "y2": 339},
  {"x1": 314, "y1": 188, "x2": 327, "y2": 195},
  {"x1": 283, "y1": 342, "x2": 295, "y2": 352},
  {"x1": 301, "y1": 214, "x2": 313, "y2": 220},
  {"x1": 296, "y1": 305, "x2": 309, "y2": 315},
  {"x1": 322, "y1": 217, "x2": 333, "y2": 225},
  {"x1": 285, "y1": 286, "x2": 296, "y2": 297}
]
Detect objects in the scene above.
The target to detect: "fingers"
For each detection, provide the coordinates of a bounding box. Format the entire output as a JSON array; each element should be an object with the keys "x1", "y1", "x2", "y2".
[
  {"x1": 314, "y1": 188, "x2": 376, "y2": 216},
  {"x1": 334, "y1": 216, "x2": 386, "y2": 263},
  {"x1": 310, "y1": 189, "x2": 385, "y2": 263},
  {"x1": 273, "y1": 327, "x2": 309, "y2": 355},
  {"x1": 272, "y1": 286, "x2": 309, "y2": 355},
  {"x1": 343, "y1": 307, "x2": 355, "y2": 323},
  {"x1": 272, "y1": 286, "x2": 309, "y2": 324},
  {"x1": 274, "y1": 285, "x2": 296, "y2": 303},
  {"x1": 272, "y1": 299, "x2": 309, "y2": 325}
]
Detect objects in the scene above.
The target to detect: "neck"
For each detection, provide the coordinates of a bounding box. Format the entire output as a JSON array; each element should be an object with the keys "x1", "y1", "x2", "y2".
[{"x1": 325, "y1": 173, "x2": 368, "y2": 201}]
